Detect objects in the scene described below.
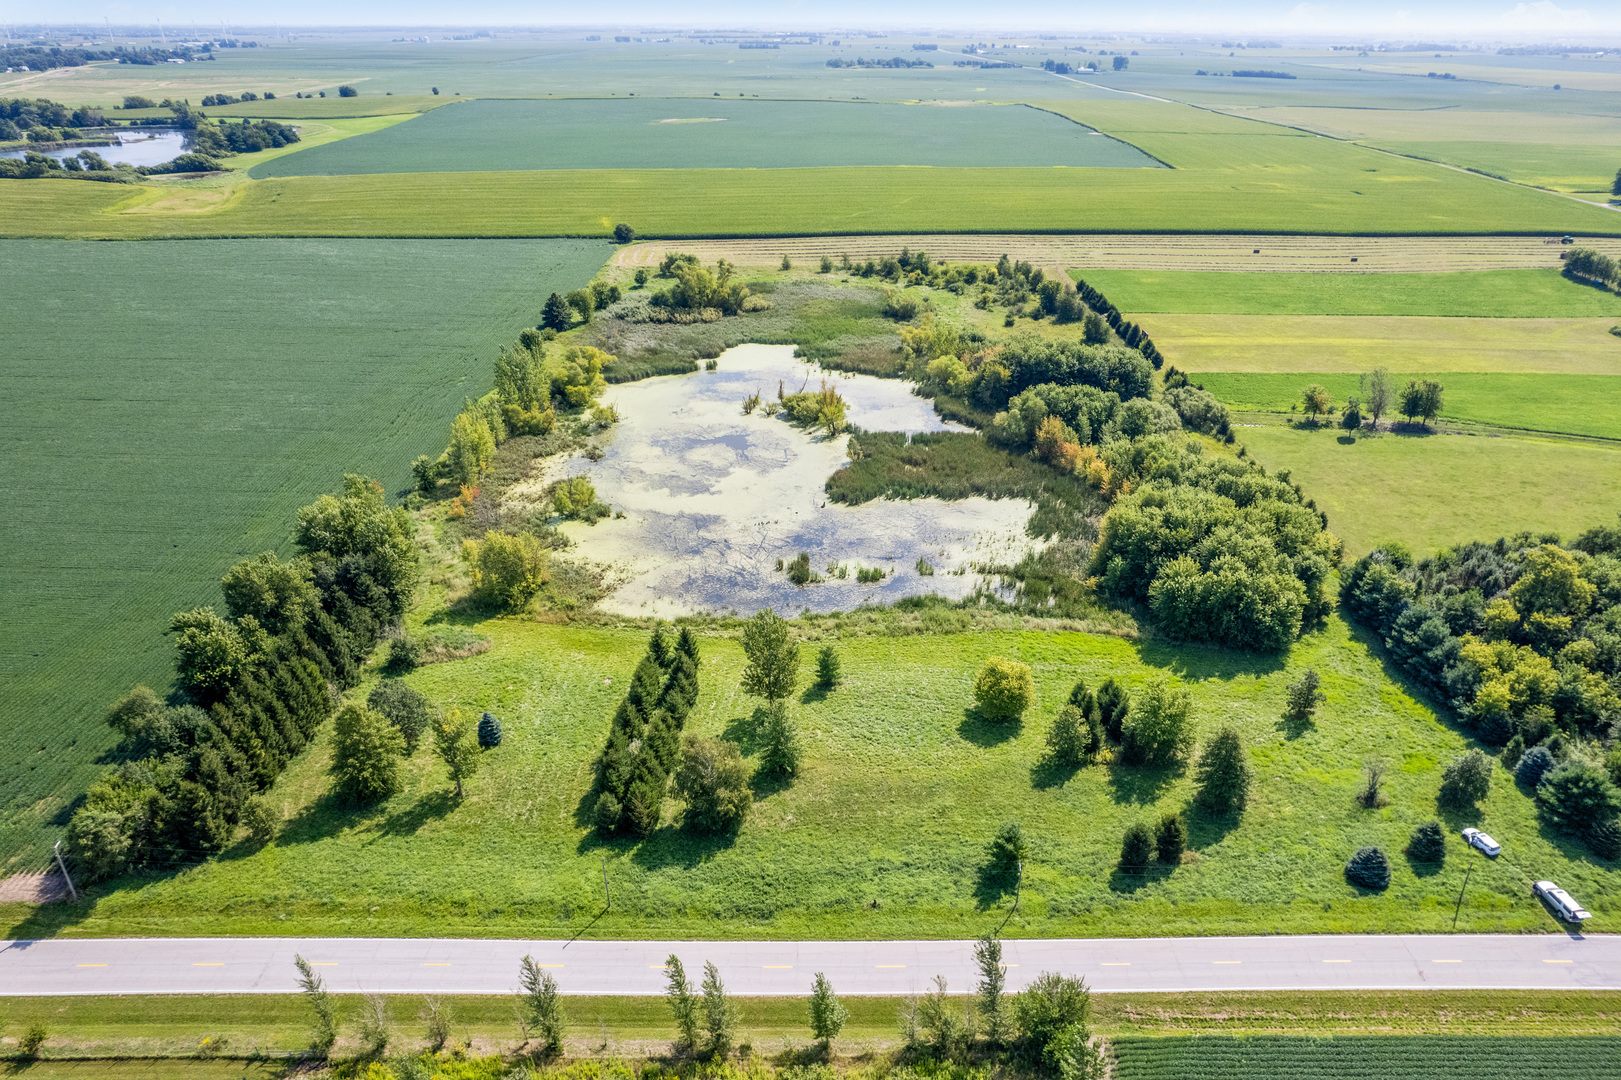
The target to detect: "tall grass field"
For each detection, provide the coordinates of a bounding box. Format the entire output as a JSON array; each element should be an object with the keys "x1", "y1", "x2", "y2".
[{"x1": 0, "y1": 238, "x2": 608, "y2": 870}]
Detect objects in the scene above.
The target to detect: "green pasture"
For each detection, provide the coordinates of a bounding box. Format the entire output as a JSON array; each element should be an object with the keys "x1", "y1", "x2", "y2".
[
  {"x1": 248, "y1": 98, "x2": 1162, "y2": 178},
  {"x1": 1077, "y1": 269, "x2": 1621, "y2": 318},
  {"x1": 1109, "y1": 1035, "x2": 1621, "y2": 1080},
  {"x1": 1144, "y1": 315, "x2": 1621, "y2": 376},
  {"x1": 1234, "y1": 420, "x2": 1621, "y2": 558},
  {"x1": 0, "y1": 238, "x2": 608, "y2": 870},
  {"x1": 1201, "y1": 372, "x2": 1621, "y2": 440},
  {"x1": 10, "y1": 614, "x2": 1615, "y2": 942},
  {"x1": 6, "y1": 150, "x2": 1621, "y2": 239}
]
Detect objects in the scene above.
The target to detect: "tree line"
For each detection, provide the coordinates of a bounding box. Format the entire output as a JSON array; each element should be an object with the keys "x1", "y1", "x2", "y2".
[
  {"x1": 1343, "y1": 519, "x2": 1621, "y2": 857},
  {"x1": 64, "y1": 476, "x2": 418, "y2": 882},
  {"x1": 1565, "y1": 247, "x2": 1621, "y2": 294}
]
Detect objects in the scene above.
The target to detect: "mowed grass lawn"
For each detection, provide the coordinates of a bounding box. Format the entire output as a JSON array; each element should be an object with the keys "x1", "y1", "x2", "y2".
[
  {"x1": 1077, "y1": 269, "x2": 1621, "y2": 317},
  {"x1": 1235, "y1": 420, "x2": 1621, "y2": 557},
  {"x1": 249, "y1": 98, "x2": 1162, "y2": 177},
  {"x1": 0, "y1": 238, "x2": 609, "y2": 870},
  {"x1": 1143, "y1": 314, "x2": 1621, "y2": 375},
  {"x1": 1201, "y1": 373, "x2": 1621, "y2": 440},
  {"x1": 10, "y1": 618, "x2": 1614, "y2": 941}
]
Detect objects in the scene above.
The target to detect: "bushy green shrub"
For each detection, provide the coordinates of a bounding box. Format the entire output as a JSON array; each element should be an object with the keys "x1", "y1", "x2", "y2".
[
  {"x1": 1438, "y1": 748, "x2": 1492, "y2": 809},
  {"x1": 1345, "y1": 845, "x2": 1391, "y2": 890},
  {"x1": 1119, "y1": 822, "x2": 1154, "y2": 869},
  {"x1": 1407, "y1": 820, "x2": 1446, "y2": 864},
  {"x1": 1046, "y1": 703, "x2": 1102, "y2": 766},
  {"x1": 757, "y1": 701, "x2": 800, "y2": 777},
  {"x1": 1012, "y1": 971, "x2": 1093, "y2": 1058},
  {"x1": 1155, "y1": 812, "x2": 1187, "y2": 863},
  {"x1": 330, "y1": 704, "x2": 404, "y2": 805},
  {"x1": 462, "y1": 531, "x2": 550, "y2": 610},
  {"x1": 974, "y1": 657, "x2": 1035, "y2": 722},
  {"x1": 1193, "y1": 726, "x2": 1251, "y2": 815},
  {"x1": 1284, "y1": 669, "x2": 1325, "y2": 722},
  {"x1": 1121, "y1": 678, "x2": 1194, "y2": 766},
  {"x1": 674, "y1": 736, "x2": 752, "y2": 833},
  {"x1": 368, "y1": 679, "x2": 430, "y2": 751},
  {"x1": 1537, "y1": 761, "x2": 1621, "y2": 834},
  {"x1": 1516, "y1": 745, "x2": 1556, "y2": 788}
]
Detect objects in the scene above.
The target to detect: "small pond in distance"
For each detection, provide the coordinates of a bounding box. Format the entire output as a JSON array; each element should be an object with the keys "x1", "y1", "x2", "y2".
[{"x1": 1, "y1": 129, "x2": 188, "y2": 167}]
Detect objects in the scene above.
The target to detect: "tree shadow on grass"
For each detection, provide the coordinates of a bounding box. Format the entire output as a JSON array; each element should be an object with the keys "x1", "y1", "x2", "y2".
[
  {"x1": 1405, "y1": 854, "x2": 1446, "y2": 880},
  {"x1": 720, "y1": 711, "x2": 764, "y2": 755},
  {"x1": 1186, "y1": 804, "x2": 1240, "y2": 853},
  {"x1": 1030, "y1": 756, "x2": 1082, "y2": 791},
  {"x1": 373, "y1": 789, "x2": 457, "y2": 839},
  {"x1": 1275, "y1": 711, "x2": 1315, "y2": 740},
  {"x1": 1437, "y1": 801, "x2": 1484, "y2": 832},
  {"x1": 628, "y1": 820, "x2": 740, "y2": 872},
  {"x1": 1535, "y1": 817, "x2": 1616, "y2": 871},
  {"x1": 973, "y1": 856, "x2": 1017, "y2": 911},
  {"x1": 1106, "y1": 761, "x2": 1180, "y2": 806},
  {"x1": 274, "y1": 789, "x2": 361, "y2": 847},
  {"x1": 751, "y1": 768, "x2": 793, "y2": 800},
  {"x1": 959, "y1": 708, "x2": 1020, "y2": 747},
  {"x1": 1107, "y1": 865, "x2": 1168, "y2": 895},
  {"x1": 799, "y1": 684, "x2": 830, "y2": 706},
  {"x1": 1130, "y1": 639, "x2": 1287, "y2": 683}
]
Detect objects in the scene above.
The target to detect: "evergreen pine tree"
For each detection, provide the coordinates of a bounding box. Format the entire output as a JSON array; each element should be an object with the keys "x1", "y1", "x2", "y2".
[
  {"x1": 628, "y1": 655, "x2": 663, "y2": 712},
  {"x1": 541, "y1": 292, "x2": 572, "y2": 332},
  {"x1": 624, "y1": 754, "x2": 666, "y2": 837},
  {"x1": 1096, "y1": 678, "x2": 1130, "y2": 741},
  {"x1": 677, "y1": 626, "x2": 701, "y2": 664},
  {"x1": 477, "y1": 711, "x2": 503, "y2": 748},
  {"x1": 1193, "y1": 726, "x2": 1252, "y2": 815},
  {"x1": 649, "y1": 627, "x2": 673, "y2": 670}
]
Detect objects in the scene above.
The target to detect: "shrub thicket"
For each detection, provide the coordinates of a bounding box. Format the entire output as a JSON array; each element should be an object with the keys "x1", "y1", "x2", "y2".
[
  {"x1": 1119, "y1": 822, "x2": 1154, "y2": 869},
  {"x1": 675, "y1": 736, "x2": 753, "y2": 835},
  {"x1": 1155, "y1": 812, "x2": 1187, "y2": 863},
  {"x1": 1121, "y1": 678, "x2": 1194, "y2": 766},
  {"x1": 974, "y1": 657, "x2": 1035, "y2": 722}
]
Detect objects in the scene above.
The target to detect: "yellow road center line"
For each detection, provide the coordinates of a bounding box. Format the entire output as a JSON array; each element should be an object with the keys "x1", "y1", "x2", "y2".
[
  {"x1": 763, "y1": 965, "x2": 793, "y2": 969},
  {"x1": 1433, "y1": 960, "x2": 1462, "y2": 964},
  {"x1": 1212, "y1": 961, "x2": 1241, "y2": 965},
  {"x1": 309, "y1": 963, "x2": 337, "y2": 966},
  {"x1": 1544, "y1": 959, "x2": 1574, "y2": 964},
  {"x1": 649, "y1": 964, "x2": 670, "y2": 970},
  {"x1": 75, "y1": 963, "x2": 108, "y2": 968},
  {"x1": 535, "y1": 964, "x2": 563, "y2": 968},
  {"x1": 422, "y1": 963, "x2": 452, "y2": 967}
]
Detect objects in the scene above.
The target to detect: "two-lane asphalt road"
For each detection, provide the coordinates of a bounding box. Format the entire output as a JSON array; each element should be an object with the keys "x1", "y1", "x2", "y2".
[{"x1": 2, "y1": 934, "x2": 1616, "y2": 996}]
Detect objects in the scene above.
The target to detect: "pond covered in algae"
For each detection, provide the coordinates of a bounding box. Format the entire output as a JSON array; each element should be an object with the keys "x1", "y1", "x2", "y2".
[{"x1": 541, "y1": 344, "x2": 1039, "y2": 617}]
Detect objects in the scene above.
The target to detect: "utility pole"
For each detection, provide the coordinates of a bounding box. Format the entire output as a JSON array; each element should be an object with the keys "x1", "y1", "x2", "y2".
[
  {"x1": 1014, "y1": 859, "x2": 1023, "y2": 912},
  {"x1": 602, "y1": 855, "x2": 611, "y2": 910},
  {"x1": 52, "y1": 840, "x2": 79, "y2": 902},
  {"x1": 1452, "y1": 864, "x2": 1473, "y2": 928}
]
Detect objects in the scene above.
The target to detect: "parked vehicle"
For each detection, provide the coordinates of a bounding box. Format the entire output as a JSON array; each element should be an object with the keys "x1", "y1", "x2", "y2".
[
  {"x1": 1533, "y1": 880, "x2": 1591, "y2": 923},
  {"x1": 1461, "y1": 827, "x2": 1501, "y2": 857}
]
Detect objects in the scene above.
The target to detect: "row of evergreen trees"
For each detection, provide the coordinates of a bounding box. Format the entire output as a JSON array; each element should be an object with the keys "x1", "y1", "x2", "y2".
[
  {"x1": 594, "y1": 628, "x2": 702, "y2": 837},
  {"x1": 1073, "y1": 277, "x2": 1164, "y2": 368},
  {"x1": 65, "y1": 476, "x2": 415, "y2": 883}
]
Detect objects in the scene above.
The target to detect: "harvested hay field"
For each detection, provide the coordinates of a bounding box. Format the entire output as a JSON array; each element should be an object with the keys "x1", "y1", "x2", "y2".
[
  {"x1": 1144, "y1": 315, "x2": 1621, "y2": 375},
  {"x1": 615, "y1": 235, "x2": 1621, "y2": 274}
]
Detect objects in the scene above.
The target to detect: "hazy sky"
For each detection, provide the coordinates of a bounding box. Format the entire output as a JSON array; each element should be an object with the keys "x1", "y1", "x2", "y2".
[{"x1": 9, "y1": 0, "x2": 1619, "y2": 38}]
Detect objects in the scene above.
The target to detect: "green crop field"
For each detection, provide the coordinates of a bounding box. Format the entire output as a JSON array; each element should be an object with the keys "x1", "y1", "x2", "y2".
[
  {"x1": 10, "y1": 613, "x2": 1615, "y2": 942},
  {"x1": 1077, "y1": 269, "x2": 1621, "y2": 318},
  {"x1": 1234, "y1": 420, "x2": 1621, "y2": 558},
  {"x1": 1110, "y1": 1035, "x2": 1621, "y2": 1080},
  {"x1": 6, "y1": 151, "x2": 1621, "y2": 240},
  {"x1": 1202, "y1": 373, "x2": 1621, "y2": 441},
  {"x1": 1143, "y1": 315, "x2": 1621, "y2": 375},
  {"x1": 249, "y1": 98, "x2": 1163, "y2": 177},
  {"x1": 0, "y1": 238, "x2": 608, "y2": 871},
  {"x1": 1373, "y1": 141, "x2": 1621, "y2": 195}
]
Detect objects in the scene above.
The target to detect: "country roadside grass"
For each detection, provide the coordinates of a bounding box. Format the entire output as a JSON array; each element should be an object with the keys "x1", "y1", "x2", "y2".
[
  {"x1": 7, "y1": 614, "x2": 1614, "y2": 941},
  {"x1": 1201, "y1": 373, "x2": 1621, "y2": 441},
  {"x1": 0, "y1": 238, "x2": 610, "y2": 871},
  {"x1": 1234, "y1": 418, "x2": 1621, "y2": 558},
  {"x1": 1109, "y1": 1035, "x2": 1621, "y2": 1080},
  {"x1": 4, "y1": 990, "x2": 1617, "y2": 1061},
  {"x1": 6, "y1": 152, "x2": 1621, "y2": 240},
  {"x1": 1142, "y1": 314, "x2": 1621, "y2": 375},
  {"x1": 1074, "y1": 268, "x2": 1621, "y2": 318}
]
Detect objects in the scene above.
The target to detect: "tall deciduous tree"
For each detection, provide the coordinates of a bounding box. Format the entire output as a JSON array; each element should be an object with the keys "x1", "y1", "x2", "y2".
[
  {"x1": 807, "y1": 971, "x2": 847, "y2": 1045},
  {"x1": 740, "y1": 608, "x2": 799, "y2": 702},
  {"x1": 1361, "y1": 368, "x2": 1392, "y2": 427},
  {"x1": 331, "y1": 704, "x2": 404, "y2": 805},
  {"x1": 665, "y1": 955, "x2": 701, "y2": 1052},
  {"x1": 434, "y1": 711, "x2": 481, "y2": 797},
  {"x1": 519, "y1": 956, "x2": 565, "y2": 1057}
]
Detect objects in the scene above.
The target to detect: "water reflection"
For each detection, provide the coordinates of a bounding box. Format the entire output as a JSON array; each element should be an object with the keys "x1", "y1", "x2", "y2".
[
  {"x1": 1, "y1": 129, "x2": 189, "y2": 167},
  {"x1": 549, "y1": 344, "x2": 1037, "y2": 617}
]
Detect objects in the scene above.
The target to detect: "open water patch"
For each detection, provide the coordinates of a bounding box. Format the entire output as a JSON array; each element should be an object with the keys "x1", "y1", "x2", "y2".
[
  {"x1": 533, "y1": 344, "x2": 1038, "y2": 617},
  {"x1": 1, "y1": 128, "x2": 188, "y2": 168}
]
